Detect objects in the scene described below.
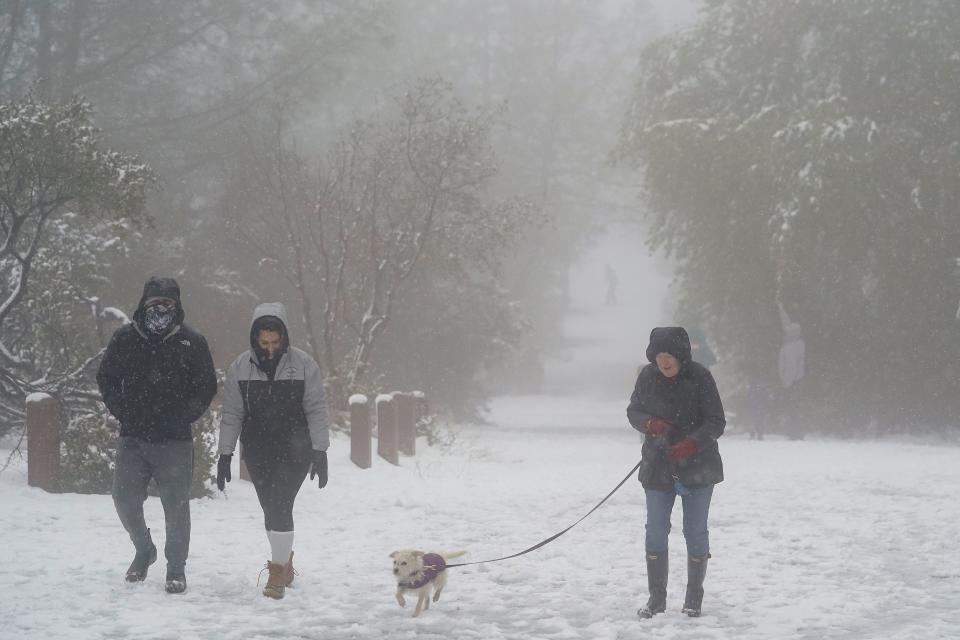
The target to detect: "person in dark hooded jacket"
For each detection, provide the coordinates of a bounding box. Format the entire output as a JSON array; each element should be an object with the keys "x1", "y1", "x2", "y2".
[
  {"x1": 216, "y1": 302, "x2": 330, "y2": 600},
  {"x1": 627, "y1": 327, "x2": 725, "y2": 619},
  {"x1": 686, "y1": 326, "x2": 717, "y2": 368},
  {"x1": 97, "y1": 276, "x2": 217, "y2": 594}
]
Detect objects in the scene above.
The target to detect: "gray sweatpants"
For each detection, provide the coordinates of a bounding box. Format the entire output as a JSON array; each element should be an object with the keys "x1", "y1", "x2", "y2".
[{"x1": 112, "y1": 436, "x2": 194, "y2": 572}]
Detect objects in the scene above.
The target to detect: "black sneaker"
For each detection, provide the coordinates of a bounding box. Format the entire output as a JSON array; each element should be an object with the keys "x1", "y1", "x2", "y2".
[
  {"x1": 165, "y1": 570, "x2": 187, "y2": 594},
  {"x1": 125, "y1": 543, "x2": 158, "y2": 583}
]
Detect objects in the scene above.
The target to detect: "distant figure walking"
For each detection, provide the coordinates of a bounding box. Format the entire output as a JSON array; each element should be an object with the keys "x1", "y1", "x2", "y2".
[
  {"x1": 605, "y1": 264, "x2": 619, "y2": 306},
  {"x1": 777, "y1": 303, "x2": 805, "y2": 438},
  {"x1": 686, "y1": 326, "x2": 717, "y2": 368},
  {"x1": 743, "y1": 378, "x2": 772, "y2": 440}
]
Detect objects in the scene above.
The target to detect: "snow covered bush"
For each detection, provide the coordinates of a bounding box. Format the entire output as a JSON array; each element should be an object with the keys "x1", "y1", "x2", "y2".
[
  {"x1": 218, "y1": 80, "x2": 534, "y2": 417},
  {"x1": 59, "y1": 413, "x2": 115, "y2": 494},
  {"x1": 59, "y1": 409, "x2": 218, "y2": 499},
  {"x1": 0, "y1": 94, "x2": 154, "y2": 437}
]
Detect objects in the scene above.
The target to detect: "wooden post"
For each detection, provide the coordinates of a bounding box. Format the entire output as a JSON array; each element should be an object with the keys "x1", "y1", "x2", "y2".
[
  {"x1": 26, "y1": 393, "x2": 60, "y2": 493},
  {"x1": 412, "y1": 390, "x2": 427, "y2": 420},
  {"x1": 395, "y1": 392, "x2": 416, "y2": 456},
  {"x1": 412, "y1": 391, "x2": 428, "y2": 438},
  {"x1": 349, "y1": 394, "x2": 371, "y2": 469},
  {"x1": 238, "y1": 442, "x2": 251, "y2": 481},
  {"x1": 376, "y1": 394, "x2": 398, "y2": 465}
]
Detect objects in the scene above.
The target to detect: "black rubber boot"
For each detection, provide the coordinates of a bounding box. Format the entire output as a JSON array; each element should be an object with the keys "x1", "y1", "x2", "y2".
[
  {"x1": 682, "y1": 553, "x2": 709, "y2": 617},
  {"x1": 637, "y1": 550, "x2": 668, "y2": 619},
  {"x1": 165, "y1": 569, "x2": 187, "y2": 594},
  {"x1": 125, "y1": 532, "x2": 157, "y2": 583}
]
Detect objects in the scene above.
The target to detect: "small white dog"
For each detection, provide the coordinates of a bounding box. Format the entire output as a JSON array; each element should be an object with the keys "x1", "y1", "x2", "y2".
[{"x1": 390, "y1": 549, "x2": 466, "y2": 617}]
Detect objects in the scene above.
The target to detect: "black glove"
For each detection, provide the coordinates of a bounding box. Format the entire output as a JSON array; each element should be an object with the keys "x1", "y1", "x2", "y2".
[
  {"x1": 216, "y1": 454, "x2": 232, "y2": 491},
  {"x1": 309, "y1": 449, "x2": 328, "y2": 489}
]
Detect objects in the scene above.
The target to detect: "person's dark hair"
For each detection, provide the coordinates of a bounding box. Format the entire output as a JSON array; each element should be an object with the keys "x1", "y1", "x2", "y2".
[{"x1": 253, "y1": 316, "x2": 284, "y2": 337}]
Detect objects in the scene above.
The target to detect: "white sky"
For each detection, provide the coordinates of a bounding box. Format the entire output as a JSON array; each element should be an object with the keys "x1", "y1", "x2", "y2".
[{"x1": 649, "y1": 0, "x2": 701, "y2": 31}]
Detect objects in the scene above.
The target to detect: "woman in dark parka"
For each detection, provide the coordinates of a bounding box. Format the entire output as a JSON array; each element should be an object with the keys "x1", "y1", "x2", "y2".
[{"x1": 627, "y1": 327, "x2": 725, "y2": 619}]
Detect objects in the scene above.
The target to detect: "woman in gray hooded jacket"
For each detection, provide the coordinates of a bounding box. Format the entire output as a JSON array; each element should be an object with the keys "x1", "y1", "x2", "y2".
[{"x1": 217, "y1": 302, "x2": 330, "y2": 599}]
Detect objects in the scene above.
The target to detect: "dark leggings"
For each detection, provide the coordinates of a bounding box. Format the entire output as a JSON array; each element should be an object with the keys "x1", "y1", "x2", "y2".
[{"x1": 244, "y1": 453, "x2": 311, "y2": 531}]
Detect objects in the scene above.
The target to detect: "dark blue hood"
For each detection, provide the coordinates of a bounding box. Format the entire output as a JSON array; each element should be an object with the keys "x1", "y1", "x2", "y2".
[{"x1": 645, "y1": 326, "x2": 692, "y2": 364}]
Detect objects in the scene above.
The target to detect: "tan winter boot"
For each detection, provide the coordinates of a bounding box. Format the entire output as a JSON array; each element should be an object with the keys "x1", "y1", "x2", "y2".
[
  {"x1": 262, "y1": 561, "x2": 287, "y2": 599},
  {"x1": 283, "y1": 551, "x2": 296, "y2": 587}
]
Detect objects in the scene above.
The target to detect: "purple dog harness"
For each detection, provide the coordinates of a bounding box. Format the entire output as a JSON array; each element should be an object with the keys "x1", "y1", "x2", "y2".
[{"x1": 398, "y1": 553, "x2": 446, "y2": 590}]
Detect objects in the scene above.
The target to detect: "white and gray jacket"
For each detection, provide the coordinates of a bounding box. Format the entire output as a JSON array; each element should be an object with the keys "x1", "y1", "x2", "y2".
[{"x1": 218, "y1": 302, "x2": 330, "y2": 458}]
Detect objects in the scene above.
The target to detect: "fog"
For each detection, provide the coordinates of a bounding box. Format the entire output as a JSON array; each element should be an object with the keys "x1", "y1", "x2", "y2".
[
  {"x1": 649, "y1": 0, "x2": 702, "y2": 29},
  {"x1": 3, "y1": 0, "x2": 958, "y2": 437},
  {"x1": 3, "y1": 2, "x2": 960, "y2": 638}
]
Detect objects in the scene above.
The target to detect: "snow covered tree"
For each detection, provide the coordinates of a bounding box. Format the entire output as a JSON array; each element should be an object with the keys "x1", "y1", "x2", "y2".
[
  {"x1": 618, "y1": 0, "x2": 960, "y2": 432},
  {"x1": 0, "y1": 0, "x2": 386, "y2": 355},
  {"x1": 220, "y1": 80, "x2": 533, "y2": 412},
  {"x1": 0, "y1": 95, "x2": 153, "y2": 435},
  {"x1": 374, "y1": 0, "x2": 660, "y2": 381}
]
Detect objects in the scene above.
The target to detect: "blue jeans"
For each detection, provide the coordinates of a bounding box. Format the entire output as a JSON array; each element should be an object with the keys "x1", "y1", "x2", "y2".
[{"x1": 644, "y1": 485, "x2": 713, "y2": 556}]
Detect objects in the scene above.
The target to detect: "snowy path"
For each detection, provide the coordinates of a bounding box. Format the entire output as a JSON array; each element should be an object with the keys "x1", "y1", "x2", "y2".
[
  {"x1": 4, "y1": 229, "x2": 958, "y2": 639},
  {"x1": 3, "y1": 427, "x2": 958, "y2": 640}
]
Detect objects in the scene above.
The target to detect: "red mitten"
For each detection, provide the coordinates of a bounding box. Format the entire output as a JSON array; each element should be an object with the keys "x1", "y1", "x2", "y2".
[
  {"x1": 646, "y1": 416, "x2": 673, "y2": 437},
  {"x1": 647, "y1": 416, "x2": 673, "y2": 436},
  {"x1": 669, "y1": 437, "x2": 697, "y2": 461}
]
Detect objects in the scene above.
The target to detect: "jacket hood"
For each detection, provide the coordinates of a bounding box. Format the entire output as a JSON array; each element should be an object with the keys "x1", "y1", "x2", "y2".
[
  {"x1": 645, "y1": 326, "x2": 692, "y2": 365},
  {"x1": 249, "y1": 302, "x2": 291, "y2": 356},
  {"x1": 132, "y1": 276, "x2": 184, "y2": 332}
]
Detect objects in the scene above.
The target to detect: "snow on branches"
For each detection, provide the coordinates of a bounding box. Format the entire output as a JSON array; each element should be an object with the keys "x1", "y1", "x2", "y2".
[{"x1": 0, "y1": 94, "x2": 156, "y2": 433}]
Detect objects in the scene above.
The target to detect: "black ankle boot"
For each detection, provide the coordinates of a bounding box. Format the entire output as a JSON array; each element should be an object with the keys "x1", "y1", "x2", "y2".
[
  {"x1": 165, "y1": 569, "x2": 187, "y2": 594},
  {"x1": 125, "y1": 536, "x2": 157, "y2": 583},
  {"x1": 682, "y1": 553, "x2": 709, "y2": 617},
  {"x1": 637, "y1": 550, "x2": 668, "y2": 619}
]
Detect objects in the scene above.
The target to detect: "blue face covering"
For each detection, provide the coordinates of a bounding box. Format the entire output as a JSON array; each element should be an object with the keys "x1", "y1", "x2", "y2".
[{"x1": 144, "y1": 303, "x2": 176, "y2": 336}]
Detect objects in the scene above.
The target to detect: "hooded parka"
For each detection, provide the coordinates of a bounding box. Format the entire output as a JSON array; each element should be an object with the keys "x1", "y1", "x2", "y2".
[
  {"x1": 218, "y1": 303, "x2": 330, "y2": 463},
  {"x1": 627, "y1": 327, "x2": 726, "y2": 491},
  {"x1": 96, "y1": 277, "x2": 218, "y2": 442}
]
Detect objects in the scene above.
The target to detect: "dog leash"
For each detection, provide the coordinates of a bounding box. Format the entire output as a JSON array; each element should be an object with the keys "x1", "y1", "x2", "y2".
[{"x1": 441, "y1": 459, "x2": 642, "y2": 570}]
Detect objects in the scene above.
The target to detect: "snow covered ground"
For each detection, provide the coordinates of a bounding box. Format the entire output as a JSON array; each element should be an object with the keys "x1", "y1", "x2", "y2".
[
  {"x1": 3, "y1": 229, "x2": 958, "y2": 639},
  {"x1": 3, "y1": 426, "x2": 959, "y2": 640}
]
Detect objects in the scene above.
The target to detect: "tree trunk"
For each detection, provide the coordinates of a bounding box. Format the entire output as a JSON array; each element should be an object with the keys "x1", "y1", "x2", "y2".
[{"x1": 33, "y1": 0, "x2": 53, "y2": 100}]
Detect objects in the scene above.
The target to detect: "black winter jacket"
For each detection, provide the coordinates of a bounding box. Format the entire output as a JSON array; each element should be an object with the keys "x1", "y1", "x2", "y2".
[
  {"x1": 627, "y1": 360, "x2": 726, "y2": 490},
  {"x1": 97, "y1": 302, "x2": 217, "y2": 443}
]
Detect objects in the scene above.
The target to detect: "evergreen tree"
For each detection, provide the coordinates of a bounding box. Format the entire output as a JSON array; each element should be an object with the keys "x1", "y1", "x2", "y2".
[{"x1": 618, "y1": 0, "x2": 960, "y2": 433}]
